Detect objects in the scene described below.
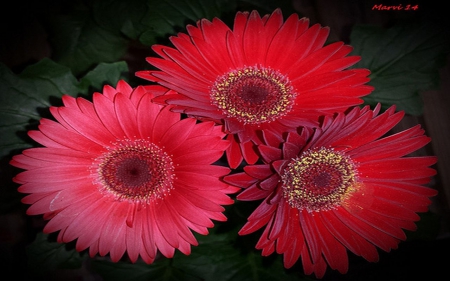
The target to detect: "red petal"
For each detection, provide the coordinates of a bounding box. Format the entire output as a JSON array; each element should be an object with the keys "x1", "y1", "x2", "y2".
[
  {"x1": 223, "y1": 172, "x2": 257, "y2": 188},
  {"x1": 151, "y1": 106, "x2": 180, "y2": 141},
  {"x1": 93, "y1": 93, "x2": 127, "y2": 138},
  {"x1": 320, "y1": 211, "x2": 379, "y2": 262},
  {"x1": 266, "y1": 12, "x2": 300, "y2": 67},
  {"x1": 15, "y1": 165, "x2": 89, "y2": 183},
  {"x1": 226, "y1": 134, "x2": 244, "y2": 169},
  {"x1": 258, "y1": 144, "x2": 282, "y2": 163},
  {"x1": 160, "y1": 118, "x2": 196, "y2": 152},
  {"x1": 136, "y1": 93, "x2": 164, "y2": 138},
  {"x1": 243, "y1": 164, "x2": 271, "y2": 180},
  {"x1": 38, "y1": 119, "x2": 104, "y2": 152},
  {"x1": 237, "y1": 183, "x2": 272, "y2": 201},
  {"x1": 58, "y1": 107, "x2": 114, "y2": 147},
  {"x1": 114, "y1": 93, "x2": 139, "y2": 139},
  {"x1": 240, "y1": 139, "x2": 260, "y2": 165}
]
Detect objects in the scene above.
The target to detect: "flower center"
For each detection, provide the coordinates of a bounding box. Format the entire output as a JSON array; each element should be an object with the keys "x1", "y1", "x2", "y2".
[
  {"x1": 210, "y1": 66, "x2": 296, "y2": 125},
  {"x1": 281, "y1": 147, "x2": 358, "y2": 212},
  {"x1": 94, "y1": 139, "x2": 175, "y2": 203}
]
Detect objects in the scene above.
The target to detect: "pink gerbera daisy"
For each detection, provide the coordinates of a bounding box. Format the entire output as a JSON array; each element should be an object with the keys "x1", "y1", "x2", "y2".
[
  {"x1": 223, "y1": 104, "x2": 437, "y2": 278},
  {"x1": 10, "y1": 80, "x2": 238, "y2": 263},
  {"x1": 136, "y1": 8, "x2": 374, "y2": 168}
]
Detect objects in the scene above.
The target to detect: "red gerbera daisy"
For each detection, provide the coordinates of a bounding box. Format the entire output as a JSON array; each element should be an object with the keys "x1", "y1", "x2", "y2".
[
  {"x1": 223, "y1": 104, "x2": 437, "y2": 278},
  {"x1": 136, "y1": 8, "x2": 374, "y2": 168},
  {"x1": 10, "y1": 80, "x2": 238, "y2": 263}
]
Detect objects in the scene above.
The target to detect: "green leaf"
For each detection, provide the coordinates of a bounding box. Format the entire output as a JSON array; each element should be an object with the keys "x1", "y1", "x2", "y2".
[
  {"x1": 26, "y1": 233, "x2": 84, "y2": 275},
  {"x1": 0, "y1": 59, "x2": 80, "y2": 210},
  {"x1": 0, "y1": 59, "x2": 82, "y2": 159},
  {"x1": 350, "y1": 22, "x2": 450, "y2": 115},
  {"x1": 79, "y1": 61, "x2": 129, "y2": 91},
  {"x1": 48, "y1": 2, "x2": 129, "y2": 76},
  {"x1": 0, "y1": 59, "x2": 128, "y2": 159},
  {"x1": 92, "y1": 0, "x2": 156, "y2": 40},
  {"x1": 138, "y1": 0, "x2": 238, "y2": 46}
]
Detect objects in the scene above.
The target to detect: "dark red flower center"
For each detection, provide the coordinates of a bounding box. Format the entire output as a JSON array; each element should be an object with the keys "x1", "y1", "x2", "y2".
[
  {"x1": 281, "y1": 147, "x2": 357, "y2": 212},
  {"x1": 95, "y1": 139, "x2": 174, "y2": 203},
  {"x1": 210, "y1": 66, "x2": 296, "y2": 125}
]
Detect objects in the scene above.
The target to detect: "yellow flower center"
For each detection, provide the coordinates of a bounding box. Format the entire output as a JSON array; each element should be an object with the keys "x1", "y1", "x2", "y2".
[
  {"x1": 210, "y1": 66, "x2": 296, "y2": 125},
  {"x1": 281, "y1": 147, "x2": 358, "y2": 212}
]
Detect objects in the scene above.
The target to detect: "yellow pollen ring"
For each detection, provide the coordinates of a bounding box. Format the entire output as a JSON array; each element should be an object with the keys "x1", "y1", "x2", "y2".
[
  {"x1": 281, "y1": 147, "x2": 358, "y2": 212},
  {"x1": 210, "y1": 65, "x2": 296, "y2": 125}
]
